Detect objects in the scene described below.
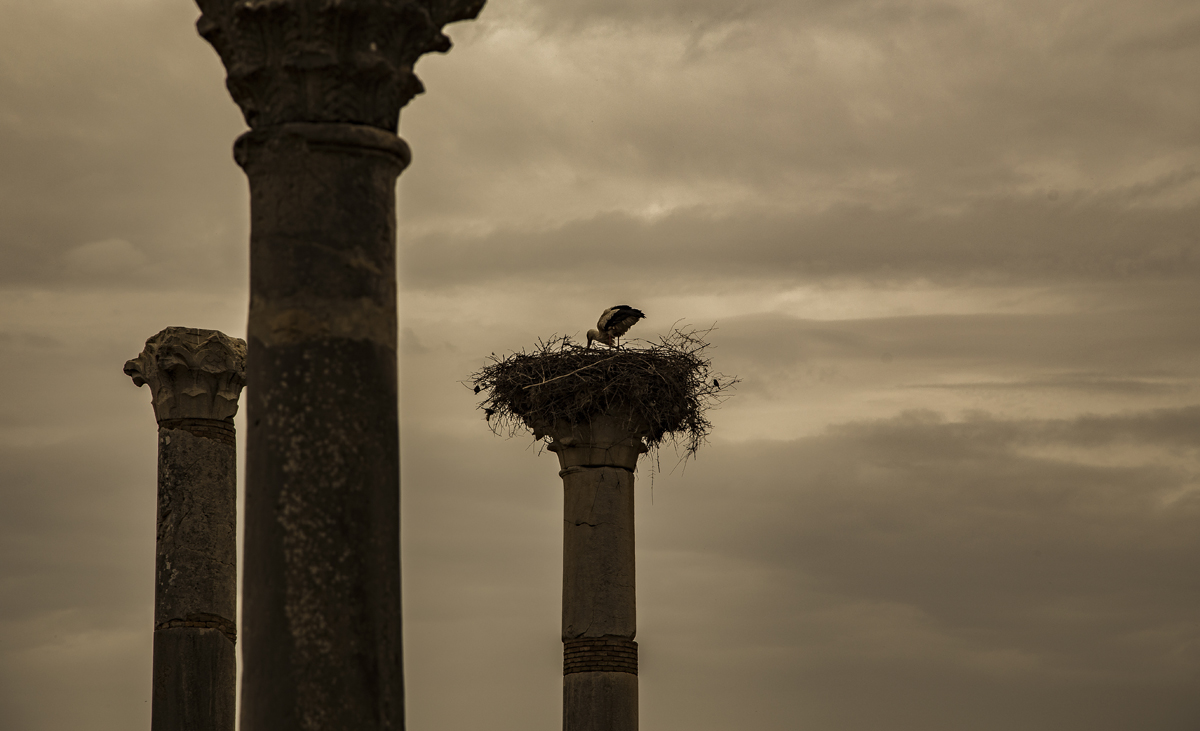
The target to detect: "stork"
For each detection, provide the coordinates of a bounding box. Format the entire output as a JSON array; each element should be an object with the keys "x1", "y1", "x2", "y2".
[{"x1": 587, "y1": 305, "x2": 646, "y2": 349}]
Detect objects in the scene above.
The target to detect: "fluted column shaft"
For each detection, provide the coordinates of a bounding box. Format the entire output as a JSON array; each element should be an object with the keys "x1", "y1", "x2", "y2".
[{"x1": 125, "y1": 327, "x2": 247, "y2": 731}]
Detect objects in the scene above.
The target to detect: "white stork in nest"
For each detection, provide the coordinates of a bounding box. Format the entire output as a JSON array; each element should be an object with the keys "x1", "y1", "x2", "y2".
[{"x1": 587, "y1": 305, "x2": 646, "y2": 349}]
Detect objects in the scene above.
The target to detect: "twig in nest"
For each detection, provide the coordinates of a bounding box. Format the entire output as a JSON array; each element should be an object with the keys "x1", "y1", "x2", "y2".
[{"x1": 523, "y1": 355, "x2": 621, "y2": 390}]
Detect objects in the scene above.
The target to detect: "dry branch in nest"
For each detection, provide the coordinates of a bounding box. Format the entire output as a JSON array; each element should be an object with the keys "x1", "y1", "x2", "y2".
[{"x1": 468, "y1": 326, "x2": 738, "y2": 461}]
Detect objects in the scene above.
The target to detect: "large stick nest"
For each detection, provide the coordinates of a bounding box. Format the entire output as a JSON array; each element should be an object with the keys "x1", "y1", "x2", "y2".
[{"x1": 468, "y1": 326, "x2": 738, "y2": 460}]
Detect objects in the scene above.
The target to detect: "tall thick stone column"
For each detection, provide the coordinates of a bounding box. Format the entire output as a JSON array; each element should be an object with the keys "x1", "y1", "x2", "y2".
[
  {"x1": 124, "y1": 327, "x2": 247, "y2": 731},
  {"x1": 543, "y1": 416, "x2": 647, "y2": 731},
  {"x1": 193, "y1": 2, "x2": 484, "y2": 729}
]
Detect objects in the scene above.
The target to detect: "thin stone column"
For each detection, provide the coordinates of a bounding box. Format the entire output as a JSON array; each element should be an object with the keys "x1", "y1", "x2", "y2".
[
  {"x1": 125, "y1": 327, "x2": 247, "y2": 731},
  {"x1": 544, "y1": 416, "x2": 647, "y2": 731},
  {"x1": 193, "y1": 2, "x2": 484, "y2": 729}
]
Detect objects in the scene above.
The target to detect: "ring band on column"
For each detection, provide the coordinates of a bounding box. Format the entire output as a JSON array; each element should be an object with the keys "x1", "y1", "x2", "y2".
[{"x1": 564, "y1": 638, "x2": 638, "y2": 676}]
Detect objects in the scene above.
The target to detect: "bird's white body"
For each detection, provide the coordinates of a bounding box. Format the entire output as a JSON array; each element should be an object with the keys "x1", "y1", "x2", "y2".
[{"x1": 587, "y1": 305, "x2": 646, "y2": 348}]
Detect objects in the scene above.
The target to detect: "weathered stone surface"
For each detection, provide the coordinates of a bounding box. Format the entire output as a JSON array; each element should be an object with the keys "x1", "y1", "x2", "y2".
[
  {"x1": 235, "y1": 123, "x2": 408, "y2": 351},
  {"x1": 564, "y1": 638, "x2": 638, "y2": 675},
  {"x1": 236, "y1": 122, "x2": 404, "y2": 731},
  {"x1": 124, "y1": 327, "x2": 247, "y2": 423},
  {"x1": 564, "y1": 672, "x2": 638, "y2": 731},
  {"x1": 195, "y1": 3, "x2": 486, "y2": 726},
  {"x1": 155, "y1": 426, "x2": 238, "y2": 629},
  {"x1": 550, "y1": 410, "x2": 644, "y2": 730},
  {"x1": 152, "y1": 628, "x2": 237, "y2": 731},
  {"x1": 150, "y1": 425, "x2": 239, "y2": 731},
  {"x1": 127, "y1": 326, "x2": 244, "y2": 731},
  {"x1": 543, "y1": 415, "x2": 650, "y2": 472},
  {"x1": 241, "y1": 338, "x2": 402, "y2": 731},
  {"x1": 194, "y1": 0, "x2": 486, "y2": 132},
  {"x1": 562, "y1": 466, "x2": 636, "y2": 641}
]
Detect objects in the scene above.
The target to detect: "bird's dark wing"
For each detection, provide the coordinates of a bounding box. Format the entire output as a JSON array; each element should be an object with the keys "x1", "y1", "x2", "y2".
[
  {"x1": 597, "y1": 305, "x2": 635, "y2": 331},
  {"x1": 602, "y1": 306, "x2": 645, "y2": 337}
]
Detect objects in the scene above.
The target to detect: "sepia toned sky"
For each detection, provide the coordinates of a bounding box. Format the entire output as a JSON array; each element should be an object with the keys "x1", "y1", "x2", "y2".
[{"x1": 2, "y1": 0, "x2": 1199, "y2": 729}]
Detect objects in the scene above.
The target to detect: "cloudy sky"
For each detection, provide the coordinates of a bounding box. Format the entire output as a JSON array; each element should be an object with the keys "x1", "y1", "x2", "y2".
[{"x1": 2, "y1": 0, "x2": 1199, "y2": 728}]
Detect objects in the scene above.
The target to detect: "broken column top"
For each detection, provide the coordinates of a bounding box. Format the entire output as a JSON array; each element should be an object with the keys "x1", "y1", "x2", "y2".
[
  {"x1": 124, "y1": 327, "x2": 247, "y2": 423},
  {"x1": 194, "y1": 0, "x2": 487, "y2": 132}
]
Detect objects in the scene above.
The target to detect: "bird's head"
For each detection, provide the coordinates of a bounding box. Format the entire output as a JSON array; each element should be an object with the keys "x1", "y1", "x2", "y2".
[{"x1": 586, "y1": 329, "x2": 609, "y2": 348}]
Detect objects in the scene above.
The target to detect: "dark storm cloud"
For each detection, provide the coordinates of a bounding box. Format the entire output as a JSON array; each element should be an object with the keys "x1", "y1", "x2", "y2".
[
  {"x1": 402, "y1": 0, "x2": 1200, "y2": 228},
  {"x1": 0, "y1": 283, "x2": 248, "y2": 731},
  {"x1": 4, "y1": 0, "x2": 1199, "y2": 729},
  {"x1": 0, "y1": 434, "x2": 157, "y2": 728},
  {"x1": 0, "y1": 2, "x2": 246, "y2": 291},
  {"x1": 709, "y1": 298, "x2": 1200, "y2": 401},
  {"x1": 6, "y1": 0, "x2": 1198, "y2": 295},
  {"x1": 908, "y1": 374, "x2": 1193, "y2": 395},
  {"x1": 633, "y1": 406, "x2": 1200, "y2": 727},
  {"x1": 399, "y1": 430, "x2": 565, "y2": 731},
  {"x1": 520, "y1": 0, "x2": 969, "y2": 31},
  {"x1": 1045, "y1": 407, "x2": 1200, "y2": 449},
  {"x1": 0, "y1": 440, "x2": 153, "y2": 627},
  {"x1": 397, "y1": 400, "x2": 1200, "y2": 730},
  {"x1": 401, "y1": 195, "x2": 1200, "y2": 288}
]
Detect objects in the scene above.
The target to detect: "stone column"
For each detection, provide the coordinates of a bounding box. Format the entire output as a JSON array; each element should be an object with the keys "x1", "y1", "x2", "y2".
[
  {"x1": 192, "y1": 2, "x2": 484, "y2": 729},
  {"x1": 124, "y1": 327, "x2": 247, "y2": 731},
  {"x1": 543, "y1": 416, "x2": 647, "y2": 731}
]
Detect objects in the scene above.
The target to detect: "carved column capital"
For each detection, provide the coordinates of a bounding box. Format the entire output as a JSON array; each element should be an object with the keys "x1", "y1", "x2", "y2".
[
  {"x1": 194, "y1": 0, "x2": 486, "y2": 132},
  {"x1": 534, "y1": 415, "x2": 651, "y2": 472},
  {"x1": 125, "y1": 327, "x2": 248, "y2": 423}
]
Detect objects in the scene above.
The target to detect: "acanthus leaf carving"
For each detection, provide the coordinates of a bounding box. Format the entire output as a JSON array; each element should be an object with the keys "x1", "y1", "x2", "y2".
[
  {"x1": 194, "y1": 0, "x2": 486, "y2": 132},
  {"x1": 124, "y1": 327, "x2": 248, "y2": 423}
]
